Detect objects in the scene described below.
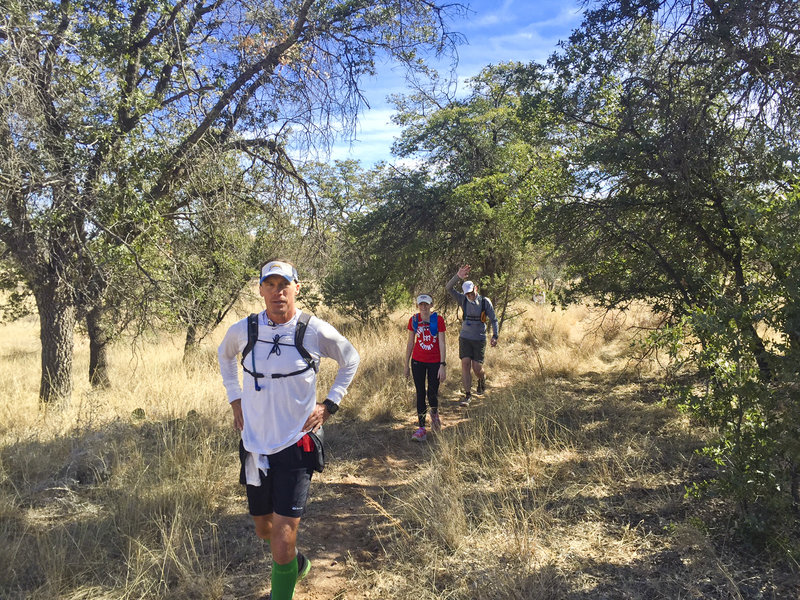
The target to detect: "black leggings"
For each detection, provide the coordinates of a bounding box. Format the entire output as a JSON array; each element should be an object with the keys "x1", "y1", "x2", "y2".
[{"x1": 411, "y1": 359, "x2": 440, "y2": 426}]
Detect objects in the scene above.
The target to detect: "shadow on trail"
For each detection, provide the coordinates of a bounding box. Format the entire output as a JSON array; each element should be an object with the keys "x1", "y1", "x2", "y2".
[{"x1": 306, "y1": 367, "x2": 743, "y2": 600}]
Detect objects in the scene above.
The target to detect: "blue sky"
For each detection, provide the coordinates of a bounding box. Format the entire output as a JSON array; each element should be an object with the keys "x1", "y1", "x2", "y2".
[{"x1": 327, "y1": 0, "x2": 585, "y2": 166}]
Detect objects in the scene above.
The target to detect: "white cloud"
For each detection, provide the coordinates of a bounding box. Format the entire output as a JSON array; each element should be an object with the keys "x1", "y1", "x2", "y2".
[
  {"x1": 328, "y1": 108, "x2": 402, "y2": 164},
  {"x1": 467, "y1": 0, "x2": 515, "y2": 27},
  {"x1": 457, "y1": 3, "x2": 583, "y2": 76}
]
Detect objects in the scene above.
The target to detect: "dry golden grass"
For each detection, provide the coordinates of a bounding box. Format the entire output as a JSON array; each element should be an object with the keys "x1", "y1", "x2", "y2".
[
  {"x1": 0, "y1": 300, "x2": 795, "y2": 599},
  {"x1": 0, "y1": 313, "x2": 235, "y2": 600}
]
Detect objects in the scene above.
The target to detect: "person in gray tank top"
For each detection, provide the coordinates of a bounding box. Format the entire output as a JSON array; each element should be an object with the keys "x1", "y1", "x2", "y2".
[{"x1": 445, "y1": 265, "x2": 499, "y2": 406}]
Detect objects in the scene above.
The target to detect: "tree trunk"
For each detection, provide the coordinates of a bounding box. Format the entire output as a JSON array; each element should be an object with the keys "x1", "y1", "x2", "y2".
[
  {"x1": 34, "y1": 283, "x2": 77, "y2": 403},
  {"x1": 497, "y1": 276, "x2": 511, "y2": 333},
  {"x1": 739, "y1": 320, "x2": 772, "y2": 381},
  {"x1": 183, "y1": 324, "x2": 199, "y2": 364},
  {"x1": 86, "y1": 306, "x2": 111, "y2": 388}
]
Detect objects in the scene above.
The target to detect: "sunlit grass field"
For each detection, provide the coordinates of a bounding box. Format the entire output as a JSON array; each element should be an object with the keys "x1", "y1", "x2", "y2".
[{"x1": 1, "y1": 300, "x2": 794, "y2": 599}]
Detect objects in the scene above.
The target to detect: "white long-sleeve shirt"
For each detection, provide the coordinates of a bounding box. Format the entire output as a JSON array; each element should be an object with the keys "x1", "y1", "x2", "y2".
[{"x1": 218, "y1": 309, "x2": 360, "y2": 457}]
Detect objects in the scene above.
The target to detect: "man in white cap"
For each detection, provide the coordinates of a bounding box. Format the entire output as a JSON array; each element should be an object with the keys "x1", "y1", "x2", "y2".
[
  {"x1": 445, "y1": 264, "x2": 499, "y2": 406},
  {"x1": 217, "y1": 259, "x2": 360, "y2": 600}
]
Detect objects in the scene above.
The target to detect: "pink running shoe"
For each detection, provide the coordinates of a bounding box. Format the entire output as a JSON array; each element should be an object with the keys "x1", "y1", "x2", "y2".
[
  {"x1": 431, "y1": 413, "x2": 442, "y2": 432},
  {"x1": 411, "y1": 427, "x2": 427, "y2": 442}
]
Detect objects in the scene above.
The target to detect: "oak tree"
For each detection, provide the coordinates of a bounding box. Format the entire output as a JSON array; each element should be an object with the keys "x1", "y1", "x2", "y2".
[{"x1": 0, "y1": 0, "x2": 462, "y2": 400}]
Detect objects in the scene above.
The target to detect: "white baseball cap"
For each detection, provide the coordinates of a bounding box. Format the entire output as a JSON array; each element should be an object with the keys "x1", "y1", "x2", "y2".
[
  {"x1": 416, "y1": 294, "x2": 433, "y2": 305},
  {"x1": 462, "y1": 281, "x2": 475, "y2": 293},
  {"x1": 260, "y1": 261, "x2": 298, "y2": 283}
]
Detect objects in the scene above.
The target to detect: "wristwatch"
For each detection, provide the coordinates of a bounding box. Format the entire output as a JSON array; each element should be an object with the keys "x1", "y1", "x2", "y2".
[
  {"x1": 322, "y1": 398, "x2": 339, "y2": 415},
  {"x1": 440, "y1": 362, "x2": 446, "y2": 366}
]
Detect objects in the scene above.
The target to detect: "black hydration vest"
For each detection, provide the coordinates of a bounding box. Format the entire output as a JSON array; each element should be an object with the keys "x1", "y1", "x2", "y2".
[{"x1": 240, "y1": 312, "x2": 318, "y2": 390}]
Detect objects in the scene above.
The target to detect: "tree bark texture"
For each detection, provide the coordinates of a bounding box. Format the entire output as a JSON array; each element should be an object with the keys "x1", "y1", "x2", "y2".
[
  {"x1": 34, "y1": 283, "x2": 77, "y2": 403},
  {"x1": 183, "y1": 324, "x2": 199, "y2": 364},
  {"x1": 86, "y1": 306, "x2": 112, "y2": 388}
]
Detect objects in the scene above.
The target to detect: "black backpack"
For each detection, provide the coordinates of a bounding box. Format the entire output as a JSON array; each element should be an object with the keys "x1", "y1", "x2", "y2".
[{"x1": 240, "y1": 312, "x2": 318, "y2": 391}]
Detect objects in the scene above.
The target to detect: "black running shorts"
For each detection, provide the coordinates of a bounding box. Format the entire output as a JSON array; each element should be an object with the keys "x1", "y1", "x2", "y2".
[
  {"x1": 239, "y1": 440, "x2": 316, "y2": 518},
  {"x1": 459, "y1": 337, "x2": 487, "y2": 363}
]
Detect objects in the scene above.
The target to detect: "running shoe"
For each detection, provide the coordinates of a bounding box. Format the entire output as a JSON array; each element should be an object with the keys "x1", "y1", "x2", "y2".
[
  {"x1": 476, "y1": 376, "x2": 486, "y2": 395},
  {"x1": 431, "y1": 413, "x2": 441, "y2": 432},
  {"x1": 459, "y1": 393, "x2": 471, "y2": 407},
  {"x1": 297, "y1": 552, "x2": 312, "y2": 581},
  {"x1": 412, "y1": 426, "x2": 427, "y2": 442}
]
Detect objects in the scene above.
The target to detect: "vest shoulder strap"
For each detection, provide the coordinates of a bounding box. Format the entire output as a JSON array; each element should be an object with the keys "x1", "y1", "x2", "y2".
[
  {"x1": 242, "y1": 313, "x2": 259, "y2": 363},
  {"x1": 294, "y1": 311, "x2": 313, "y2": 362},
  {"x1": 272, "y1": 311, "x2": 317, "y2": 379},
  {"x1": 412, "y1": 312, "x2": 438, "y2": 336}
]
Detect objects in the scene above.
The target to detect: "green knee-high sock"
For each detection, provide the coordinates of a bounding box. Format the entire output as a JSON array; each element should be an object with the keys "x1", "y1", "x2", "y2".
[{"x1": 271, "y1": 557, "x2": 298, "y2": 600}]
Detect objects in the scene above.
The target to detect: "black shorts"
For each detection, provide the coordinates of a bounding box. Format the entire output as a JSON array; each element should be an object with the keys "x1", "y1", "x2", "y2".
[
  {"x1": 459, "y1": 337, "x2": 487, "y2": 363},
  {"x1": 239, "y1": 439, "x2": 316, "y2": 518}
]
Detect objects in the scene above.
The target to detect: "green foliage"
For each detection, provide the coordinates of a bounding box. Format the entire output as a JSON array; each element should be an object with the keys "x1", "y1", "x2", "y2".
[
  {"x1": 393, "y1": 64, "x2": 570, "y2": 314},
  {"x1": 323, "y1": 64, "x2": 570, "y2": 319},
  {"x1": 320, "y1": 165, "x2": 432, "y2": 317},
  {"x1": 537, "y1": 0, "x2": 800, "y2": 535},
  {"x1": 155, "y1": 157, "x2": 269, "y2": 352},
  {"x1": 661, "y1": 303, "x2": 799, "y2": 535},
  {"x1": 0, "y1": 255, "x2": 33, "y2": 323}
]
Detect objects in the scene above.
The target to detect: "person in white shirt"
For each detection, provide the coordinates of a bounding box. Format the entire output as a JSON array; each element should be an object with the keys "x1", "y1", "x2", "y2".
[{"x1": 218, "y1": 259, "x2": 360, "y2": 600}]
